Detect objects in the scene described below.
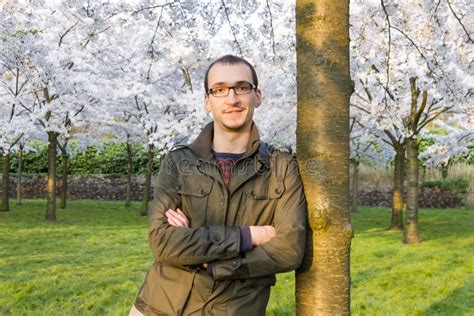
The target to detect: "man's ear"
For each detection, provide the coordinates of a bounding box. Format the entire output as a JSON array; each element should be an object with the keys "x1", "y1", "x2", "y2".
[
  {"x1": 204, "y1": 94, "x2": 211, "y2": 112},
  {"x1": 255, "y1": 88, "x2": 262, "y2": 108}
]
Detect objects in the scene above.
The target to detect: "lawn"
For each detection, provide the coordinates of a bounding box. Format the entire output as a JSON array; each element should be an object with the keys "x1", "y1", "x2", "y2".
[{"x1": 0, "y1": 200, "x2": 472, "y2": 315}]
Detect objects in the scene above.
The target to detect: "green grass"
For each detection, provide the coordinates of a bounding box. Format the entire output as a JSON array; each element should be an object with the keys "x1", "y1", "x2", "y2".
[
  {"x1": 0, "y1": 200, "x2": 149, "y2": 316},
  {"x1": 350, "y1": 207, "x2": 473, "y2": 315},
  {"x1": 1, "y1": 201, "x2": 473, "y2": 315}
]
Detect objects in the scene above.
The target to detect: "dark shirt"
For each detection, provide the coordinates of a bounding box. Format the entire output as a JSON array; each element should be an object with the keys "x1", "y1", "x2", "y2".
[
  {"x1": 213, "y1": 151, "x2": 244, "y2": 188},
  {"x1": 212, "y1": 150, "x2": 252, "y2": 260}
]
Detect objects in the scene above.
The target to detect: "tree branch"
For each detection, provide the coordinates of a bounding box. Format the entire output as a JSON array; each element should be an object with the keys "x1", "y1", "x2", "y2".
[
  {"x1": 380, "y1": 0, "x2": 392, "y2": 107},
  {"x1": 446, "y1": 0, "x2": 473, "y2": 43},
  {"x1": 59, "y1": 20, "x2": 79, "y2": 47},
  {"x1": 221, "y1": 0, "x2": 243, "y2": 55},
  {"x1": 413, "y1": 90, "x2": 428, "y2": 127},
  {"x1": 265, "y1": 0, "x2": 276, "y2": 57},
  {"x1": 350, "y1": 103, "x2": 371, "y2": 114}
]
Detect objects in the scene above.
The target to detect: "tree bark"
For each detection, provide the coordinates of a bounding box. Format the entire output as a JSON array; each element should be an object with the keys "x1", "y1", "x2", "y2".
[
  {"x1": 45, "y1": 131, "x2": 58, "y2": 221},
  {"x1": 295, "y1": 0, "x2": 353, "y2": 314},
  {"x1": 140, "y1": 144, "x2": 154, "y2": 216},
  {"x1": 388, "y1": 143, "x2": 405, "y2": 230},
  {"x1": 16, "y1": 147, "x2": 23, "y2": 205},
  {"x1": 404, "y1": 137, "x2": 421, "y2": 243},
  {"x1": 125, "y1": 140, "x2": 132, "y2": 208},
  {"x1": 60, "y1": 151, "x2": 68, "y2": 209},
  {"x1": 350, "y1": 160, "x2": 359, "y2": 213},
  {"x1": 1, "y1": 153, "x2": 10, "y2": 212}
]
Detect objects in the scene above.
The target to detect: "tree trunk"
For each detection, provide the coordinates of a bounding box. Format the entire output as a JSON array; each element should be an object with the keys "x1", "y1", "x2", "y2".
[
  {"x1": 441, "y1": 163, "x2": 448, "y2": 179},
  {"x1": 16, "y1": 147, "x2": 23, "y2": 205},
  {"x1": 1, "y1": 153, "x2": 10, "y2": 212},
  {"x1": 420, "y1": 164, "x2": 426, "y2": 182},
  {"x1": 350, "y1": 160, "x2": 359, "y2": 213},
  {"x1": 125, "y1": 140, "x2": 132, "y2": 208},
  {"x1": 404, "y1": 137, "x2": 421, "y2": 243},
  {"x1": 60, "y1": 152, "x2": 68, "y2": 209},
  {"x1": 45, "y1": 131, "x2": 58, "y2": 221},
  {"x1": 388, "y1": 143, "x2": 405, "y2": 230},
  {"x1": 140, "y1": 144, "x2": 154, "y2": 216},
  {"x1": 295, "y1": 0, "x2": 353, "y2": 314}
]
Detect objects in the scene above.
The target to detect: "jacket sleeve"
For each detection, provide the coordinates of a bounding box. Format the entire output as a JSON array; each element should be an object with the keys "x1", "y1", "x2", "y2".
[
  {"x1": 210, "y1": 156, "x2": 307, "y2": 280},
  {"x1": 148, "y1": 153, "x2": 241, "y2": 266}
]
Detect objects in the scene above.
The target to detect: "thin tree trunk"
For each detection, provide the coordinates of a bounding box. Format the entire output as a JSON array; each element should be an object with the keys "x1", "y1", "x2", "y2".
[
  {"x1": 420, "y1": 164, "x2": 426, "y2": 182},
  {"x1": 45, "y1": 131, "x2": 58, "y2": 221},
  {"x1": 404, "y1": 137, "x2": 421, "y2": 243},
  {"x1": 1, "y1": 153, "x2": 10, "y2": 212},
  {"x1": 60, "y1": 152, "x2": 68, "y2": 209},
  {"x1": 125, "y1": 140, "x2": 132, "y2": 208},
  {"x1": 441, "y1": 163, "x2": 448, "y2": 179},
  {"x1": 140, "y1": 144, "x2": 154, "y2": 216},
  {"x1": 350, "y1": 160, "x2": 359, "y2": 213},
  {"x1": 295, "y1": 0, "x2": 353, "y2": 314},
  {"x1": 388, "y1": 143, "x2": 405, "y2": 230},
  {"x1": 16, "y1": 147, "x2": 23, "y2": 205}
]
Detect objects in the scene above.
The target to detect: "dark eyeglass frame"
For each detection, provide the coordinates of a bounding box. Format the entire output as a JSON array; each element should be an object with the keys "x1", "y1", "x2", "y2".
[{"x1": 207, "y1": 82, "x2": 257, "y2": 97}]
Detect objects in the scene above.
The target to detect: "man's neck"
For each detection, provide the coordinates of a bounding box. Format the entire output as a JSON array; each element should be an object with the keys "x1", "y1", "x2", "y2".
[{"x1": 212, "y1": 123, "x2": 251, "y2": 154}]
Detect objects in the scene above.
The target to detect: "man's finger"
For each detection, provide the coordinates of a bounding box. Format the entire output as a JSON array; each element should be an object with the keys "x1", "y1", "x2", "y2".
[
  {"x1": 167, "y1": 216, "x2": 179, "y2": 227},
  {"x1": 166, "y1": 210, "x2": 188, "y2": 227},
  {"x1": 166, "y1": 211, "x2": 183, "y2": 227},
  {"x1": 168, "y1": 214, "x2": 187, "y2": 227},
  {"x1": 171, "y1": 209, "x2": 189, "y2": 227},
  {"x1": 176, "y1": 209, "x2": 190, "y2": 226}
]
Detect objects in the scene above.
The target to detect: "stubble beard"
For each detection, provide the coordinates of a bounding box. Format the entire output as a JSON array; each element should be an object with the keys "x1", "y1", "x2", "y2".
[{"x1": 220, "y1": 115, "x2": 253, "y2": 133}]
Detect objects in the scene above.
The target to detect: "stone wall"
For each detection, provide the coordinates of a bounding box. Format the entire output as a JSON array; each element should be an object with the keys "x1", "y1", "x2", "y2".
[
  {"x1": 358, "y1": 187, "x2": 465, "y2": 209},
  {"x1": 1, "y1": 175, "x2": 148, "y2": 200},
  {"x1": 0, "y1": 175, "x2": 468, "y2": 208}
]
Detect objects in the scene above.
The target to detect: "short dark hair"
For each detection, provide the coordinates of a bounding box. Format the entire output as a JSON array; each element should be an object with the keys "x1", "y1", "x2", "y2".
[{"x1": 204, "y1": 55, "x2": 258, "y2": 95}]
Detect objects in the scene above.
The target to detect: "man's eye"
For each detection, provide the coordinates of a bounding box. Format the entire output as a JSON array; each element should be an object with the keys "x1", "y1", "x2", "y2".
[
  {"x1": 236, "y1": 85, "x2": 251, "y2": 93},
  {"x1": 213, "y1": 87, "x2": 227, "y2": 94}
]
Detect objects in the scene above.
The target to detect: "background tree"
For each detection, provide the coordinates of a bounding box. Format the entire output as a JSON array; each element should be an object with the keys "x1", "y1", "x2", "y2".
[
  {"x1": 350, "y1": 0, "x2": 473, "y2": 240},
  {"x1": 0, "y1": 14, "x2": 35, "y2": 212},
  {"x1": 349, "y1": 121, "x2": 389, "y2": 213}
]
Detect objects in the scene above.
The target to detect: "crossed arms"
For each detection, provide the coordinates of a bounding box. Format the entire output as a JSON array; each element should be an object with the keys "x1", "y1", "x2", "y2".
[{"x1": 148, "y1": 153, "x2": 306, "y2": 280}]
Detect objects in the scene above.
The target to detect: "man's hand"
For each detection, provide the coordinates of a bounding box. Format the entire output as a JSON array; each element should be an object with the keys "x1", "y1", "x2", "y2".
[
  {"x1": 165, "y1": 208, "x2": 190, "y2": 228},
  {"x1": 249, "y1": 226, "x2": 276, "y2": 246}
]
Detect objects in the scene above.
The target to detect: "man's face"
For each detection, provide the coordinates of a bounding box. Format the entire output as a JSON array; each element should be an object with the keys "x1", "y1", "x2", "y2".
[{"x1": 205, "y1": 63, "x2": 261, "y2": 132}]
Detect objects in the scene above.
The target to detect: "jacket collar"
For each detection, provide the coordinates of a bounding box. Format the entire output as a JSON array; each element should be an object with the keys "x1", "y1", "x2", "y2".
[{"x1": 189, "y1": 121, "x2": 269, "y2": 163}]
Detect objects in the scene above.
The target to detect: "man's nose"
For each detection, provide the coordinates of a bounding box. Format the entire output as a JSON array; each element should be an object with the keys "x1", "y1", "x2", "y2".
[{"x1": 225, "y1": 88, "x2": 240, "y2": 104}]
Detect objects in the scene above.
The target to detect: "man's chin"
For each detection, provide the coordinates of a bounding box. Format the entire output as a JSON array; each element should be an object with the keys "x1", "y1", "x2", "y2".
[{"x1": 221, "y1": 121, "x2": 249, "y2": 132}]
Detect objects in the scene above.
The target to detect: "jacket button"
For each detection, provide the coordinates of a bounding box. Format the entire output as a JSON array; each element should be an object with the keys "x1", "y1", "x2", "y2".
[
  {"x1": 211, "y1": 233, "x2": 221, "y2": 243},
  {"x1": 176, "y1": 184, "x2": 181, "y2": 190},
  {"x1": 250, "y1": 190, "x2": 256, "y2": 197},
  {"x1": 232, "y1": 260, "x2": 238, "y2": 267},
  {"x1": 275, "y1": 188, "x2": 282, "y2": 194}
]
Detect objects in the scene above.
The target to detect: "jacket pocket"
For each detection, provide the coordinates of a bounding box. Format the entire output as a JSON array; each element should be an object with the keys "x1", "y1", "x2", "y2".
[
  {"x1": 176, "y1": 175, "x2": 213, "y2": 227},
  {"x1": 245, "y1": 177, "x2": 285, "y2": 200},
  {"x1": 176, "y1": 175, "x2": 212, "y2": 197},
  {"x1": 240, "y1": 177, "x2": 285, "y2": 226}
]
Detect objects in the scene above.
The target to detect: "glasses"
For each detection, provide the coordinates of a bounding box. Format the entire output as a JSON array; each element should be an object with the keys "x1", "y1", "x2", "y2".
[{"x1": 208, "y1": 82, "x2": 256, "y2": 97}]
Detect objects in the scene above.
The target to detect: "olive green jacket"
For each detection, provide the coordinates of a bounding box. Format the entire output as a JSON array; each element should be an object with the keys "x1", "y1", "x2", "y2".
[{"x1": 135, "y1": 122, "x2": 306, "y2": 315}]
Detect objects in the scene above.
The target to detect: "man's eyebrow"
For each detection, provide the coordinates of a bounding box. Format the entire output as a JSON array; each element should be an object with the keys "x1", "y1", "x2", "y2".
[{"x1": 210, "y1": 80, "x2": 253, "y2": 87}]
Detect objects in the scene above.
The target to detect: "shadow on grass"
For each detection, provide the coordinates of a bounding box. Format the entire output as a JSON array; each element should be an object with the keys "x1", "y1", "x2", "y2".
[{"x1": 421, "y1": 275, "x2": 474, "y2": 315}]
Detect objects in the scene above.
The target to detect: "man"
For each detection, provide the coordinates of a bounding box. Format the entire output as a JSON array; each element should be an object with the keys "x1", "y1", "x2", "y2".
[{"x1": 130, "y1": 55, "x2": 306, "y2": 315}]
